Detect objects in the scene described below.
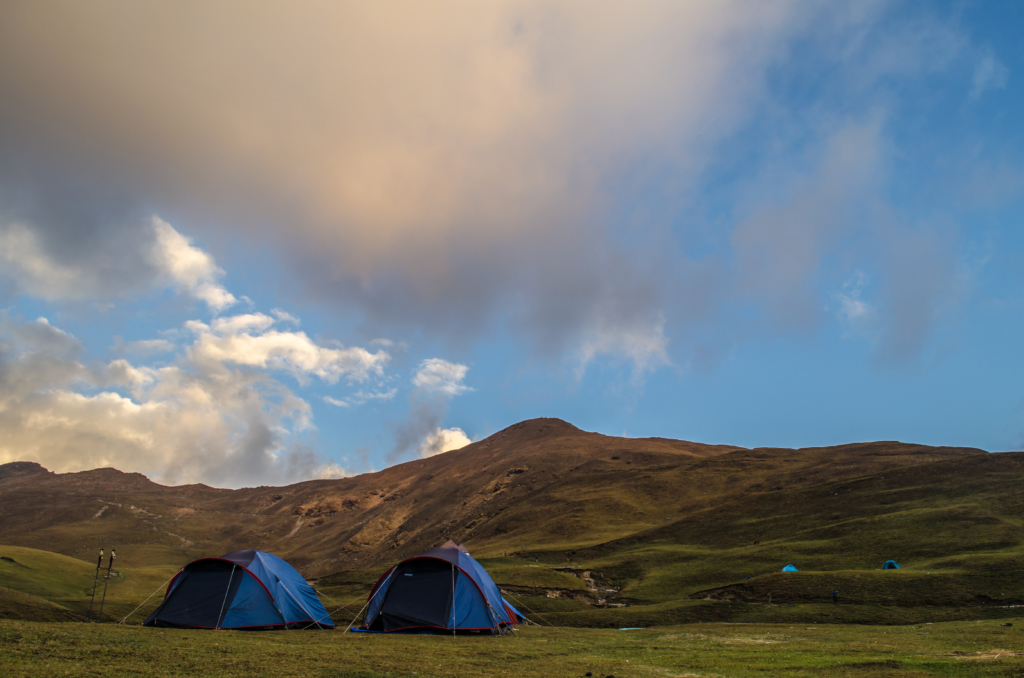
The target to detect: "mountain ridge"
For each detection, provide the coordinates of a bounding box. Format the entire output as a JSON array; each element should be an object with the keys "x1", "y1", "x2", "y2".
[{"x1": 0, "y1": 418, "x2": 1002, "y2": 580}]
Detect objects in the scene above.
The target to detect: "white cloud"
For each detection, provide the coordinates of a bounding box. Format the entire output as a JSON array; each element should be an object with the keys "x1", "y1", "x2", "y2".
[
  {"x1": 412, "y1": 358, "x2": 472, "y2": 396},
  {"x1": 210, "y1": 313, "x2": 277, "y2": 335},
  {"x1": 418, "y1": 427, "x2": 471, "y2": 458},
  {"x1": 313, "y1": 463, "x2": 351, "y2": 479},
  {"x1": 0, "y1": 308, "x2": 387, "y2": 486},
  {"x1": 103, "y1": 359, "x2": 157, "y2": 391},
  {"x1": 323, "y1": 396, "x2": 349, "y2": 408},
  {"x1": 189, "y1": 313, "x2": 390, "y2": 384},
  {"x1": 150, "y1": 217, "x2": 237, "y2": 312}
]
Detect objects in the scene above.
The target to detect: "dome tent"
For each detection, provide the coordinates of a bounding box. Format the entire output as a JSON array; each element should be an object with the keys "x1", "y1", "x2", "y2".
[
  {"x1": 882, "y1": 560, "x2": 901, "y2": 569},
  {"x1": 144, "y1": 549, "x2": 333, "y2": 630},
  {"x1": 781, "y1": 564, "x2": 799, "y2": 572},
  {"x1": 361, "y1": 541, "x2": 524, "y2": 634}
]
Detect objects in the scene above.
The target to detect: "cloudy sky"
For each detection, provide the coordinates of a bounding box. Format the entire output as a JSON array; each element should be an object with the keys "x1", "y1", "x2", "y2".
[{"x1": 1, "y1": 1, "x2": 1022, "y2": 487}]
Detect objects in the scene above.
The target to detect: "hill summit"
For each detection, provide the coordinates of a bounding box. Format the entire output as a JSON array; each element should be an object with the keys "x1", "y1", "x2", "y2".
[{"x1": 0, "y1": 418, "x2": 1008, "y2": 581}]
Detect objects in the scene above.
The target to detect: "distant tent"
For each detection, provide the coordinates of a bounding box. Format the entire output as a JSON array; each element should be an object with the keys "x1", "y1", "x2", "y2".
[
  {"x1": 882, "y1": 560, "x2": 901, "y2": 569},
  {"x1": 361, "y1": 540, "x2": 524, "y2": 634},
  {"x1": 144, "y1": 550, "x2": 333, "y2": 630},
  {"x1": 781, "y1": 564, "x2": 798, "y2": 572}
]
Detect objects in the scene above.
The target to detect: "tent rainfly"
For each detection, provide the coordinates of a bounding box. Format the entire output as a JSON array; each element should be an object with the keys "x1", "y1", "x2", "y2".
[
  {"x1": 781, "y1": 564, "x2": 799, "y2": 572},
  {"x1": 144, "y1": 549, "x2": 333, "y2": 630},
  {"x1": 360, "y1": 540, "x2": 525, "y2": 634}
]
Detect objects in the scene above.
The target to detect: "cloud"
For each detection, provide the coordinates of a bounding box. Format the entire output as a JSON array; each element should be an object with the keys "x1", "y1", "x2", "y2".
[
  {"x1": 124, "y1": 338, "x2": 176, "y2": 355},
  {"x1": 579, "y1": 313, "x2": 670, "y2": 382},
  {"x1": 188, "y1": 312, "x2": 390, "y2": 384},
  {"x1": 312, "y1": 463, "x2": 350, "y2": 480},
  {"x1": 970, "y1": 46, "x2": 1009, "y2": 100},
  {"x1": 412, "y1": 358, "x2": 472, "y2": 396},
  {"x1": 0, "y1": 309, "x2": 385, "y2": 487},
  {"x1": 387, "y1": 359, "x2": 474, "y2": 464},
  {"x1": 0, "y1": 1, "x2": 995, "y2": 378},
  {"x1": 832, "y1": 270, "x2": 878, "y2": 336},
  {"x1": 0, "y1": 212, "x2": 237, "y2": 311},
  {"x1": 0, "y1": 0, "x2": 826, "y2": 375},
  {"x1": 150, "y1": 217, "x2": 237, "y2": 312},
  {"x1": 731, "y1": 121, "x2": 884, "y2": 330},
  {"x1": 270, "y1": 308, "x2": 300, "y2": 325},
  {"x1": 323, "y1": 388, "x2": 396, "y2": 409},
  {"x1": 0, "y1": 222, "x2": 150, "y2": 302},
  {"x1": 418, "y1": 427, "x2": 471, "y2": 458}
]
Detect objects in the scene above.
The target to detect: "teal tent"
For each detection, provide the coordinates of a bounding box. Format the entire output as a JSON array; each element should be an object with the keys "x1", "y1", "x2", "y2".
[
  {"x1": 882, "y1": 560, "x2": 900, "y2": 569},
  {"x1": 781, "y1": 564, "x2": 798, "y2": 572}
]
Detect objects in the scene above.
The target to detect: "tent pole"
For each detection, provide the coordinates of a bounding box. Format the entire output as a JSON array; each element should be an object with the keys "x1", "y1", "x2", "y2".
[
  {"x1": 216, "y1": 564, "x2": 237, "y2": 630},
  {"x1": 278, "y1": 581, "x2": 326, "y2": 630}
]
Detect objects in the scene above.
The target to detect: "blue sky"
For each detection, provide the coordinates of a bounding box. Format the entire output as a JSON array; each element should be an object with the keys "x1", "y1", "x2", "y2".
[{"x1": 0, "y1": 1, "x2": 1022, "y2": 487}]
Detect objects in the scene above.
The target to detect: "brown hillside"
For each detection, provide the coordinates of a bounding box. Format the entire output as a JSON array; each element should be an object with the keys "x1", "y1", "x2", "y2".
[{"x1": 0, "y1": 418, "x2": 990, "y2": 577}]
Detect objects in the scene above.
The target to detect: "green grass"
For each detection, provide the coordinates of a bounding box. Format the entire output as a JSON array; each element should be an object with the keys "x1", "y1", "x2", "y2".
[
  {"x1": 1, "y1": 618, "x2": 1022, "y2": 677},
  {"x1": 0, "y1": 546, "x2": 179, "y2": 623},
  {"x1": 0, "y1": 589, "x2": 84, "y2": 623}
]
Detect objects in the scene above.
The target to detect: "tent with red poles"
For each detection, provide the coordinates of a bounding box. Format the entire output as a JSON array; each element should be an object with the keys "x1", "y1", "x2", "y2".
[
  {"x1": 144, "y1": 549, "x2": 333, "y2": 630},
  {"x1": 360, "y1": 541, "x2": 525, "y2": 634}
]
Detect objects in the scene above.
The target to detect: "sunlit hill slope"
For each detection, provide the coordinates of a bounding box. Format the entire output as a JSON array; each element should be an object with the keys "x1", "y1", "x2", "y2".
[{"x1": 2, "y1": 418, "x2": 1023, "y2": 626}]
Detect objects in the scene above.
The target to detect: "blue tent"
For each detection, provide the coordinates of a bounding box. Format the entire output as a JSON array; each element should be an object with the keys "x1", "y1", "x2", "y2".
[
  {"x1": 882, "y1": 560, "x2": 901, "y2": 569},
  {"x1": 781, "y1": 564, "x2": 799, "y2": 572},
  {"x1": 362, "y1": 541, "x2": 523, "y2": 634},
  {"x1": 144, "y1": 550, "x2": 333, "y2": 630}
]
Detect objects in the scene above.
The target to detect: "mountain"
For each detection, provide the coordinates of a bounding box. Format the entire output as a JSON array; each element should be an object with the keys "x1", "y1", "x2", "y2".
[
  {"x1": 2, "y1": 418, "x2": 1023, "y2": 625},
  {"x1": 0, "y1": 418, "x2": 740, "y2": 572}
]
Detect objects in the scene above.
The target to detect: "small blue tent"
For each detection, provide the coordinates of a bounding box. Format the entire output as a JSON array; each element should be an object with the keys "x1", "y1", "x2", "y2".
[
  {"x1": 781, "y1": 564, "x2": 799, "y2": 572},
  {"x1": 362, "y1": 541, "x2": 523, "y2": 634},
  {"x1": 882, "y1": 560, "x2": 901, "y2": 569},
  {"x1": 144, "y1": 550, "x2": 333, "y2": 630}
]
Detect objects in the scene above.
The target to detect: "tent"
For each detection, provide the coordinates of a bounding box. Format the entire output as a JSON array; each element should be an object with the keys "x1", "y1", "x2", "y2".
[
  {"x1": 144, "y1": 549, "x2": 333, "y2": 630},
  {"x1": 781, "y1": 564, "x2": 799, "y2": 572},
  {"x1": 882, "y1": 560, "x2": 901, "y2": 569},
  {"x1": 361, "y1": 541, "x2": 524, "y2": 634}
]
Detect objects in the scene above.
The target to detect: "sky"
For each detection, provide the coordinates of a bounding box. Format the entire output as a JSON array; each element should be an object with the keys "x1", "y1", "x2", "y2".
[{"x1": 1, "y1": 1, "x2": 1022, "y2": 488}]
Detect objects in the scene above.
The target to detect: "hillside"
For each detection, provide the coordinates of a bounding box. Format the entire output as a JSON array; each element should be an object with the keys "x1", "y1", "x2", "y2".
[
  {"x1": 0, "y1": 419, "x2": 744, "y2": 572},
  {"x1": 2, "y1": 417, "x2": 1023, "y2": 625}
]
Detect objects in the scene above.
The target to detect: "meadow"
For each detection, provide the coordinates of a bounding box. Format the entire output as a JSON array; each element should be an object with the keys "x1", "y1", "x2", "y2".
[{"x1": 1, "y1": 617, "x2": 1021, "y2": 677}]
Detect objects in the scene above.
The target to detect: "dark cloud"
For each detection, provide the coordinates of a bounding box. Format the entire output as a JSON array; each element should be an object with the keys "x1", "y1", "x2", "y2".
[{"x1": 0, "y1": 1, "x2": 984, "y2": 372}]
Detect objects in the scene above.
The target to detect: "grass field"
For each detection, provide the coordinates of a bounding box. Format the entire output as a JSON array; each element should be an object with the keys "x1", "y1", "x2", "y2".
[
  {"x1": 1, "y1": 618, "x2": 1021, "y2": 677},
  {"x1": 0, "y1": 546, "x2": 179, "y2": 624}
]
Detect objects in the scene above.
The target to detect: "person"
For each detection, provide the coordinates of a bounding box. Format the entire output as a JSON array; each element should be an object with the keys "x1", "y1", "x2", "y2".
[{"x1": 831, "y1": 589, "x2": 839, "y2": 605}]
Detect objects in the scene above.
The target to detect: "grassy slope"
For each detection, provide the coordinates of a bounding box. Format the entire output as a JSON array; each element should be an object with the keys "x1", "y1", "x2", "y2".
[
  {"x1": 3, "y1": 420, "x2": 1023, "y2": 628},
  {"x1": 0, "y1": 546, "x2": 178, "y2": 623},
  {"x1": 1, "y1": 618, "x2": 1023, "y2": 677}
]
